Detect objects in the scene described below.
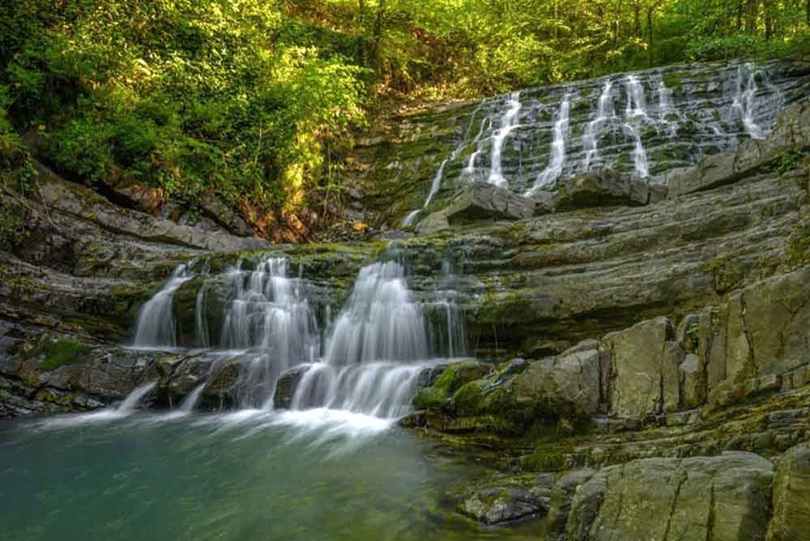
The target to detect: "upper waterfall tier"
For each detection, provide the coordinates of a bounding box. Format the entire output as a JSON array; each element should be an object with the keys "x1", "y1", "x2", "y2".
[{"x1": 351, "y1": 60, "x2": 810, "y2": 226}]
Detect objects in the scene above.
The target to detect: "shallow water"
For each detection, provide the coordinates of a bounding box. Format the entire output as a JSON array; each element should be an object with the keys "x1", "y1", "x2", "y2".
[{"x1": 0, "y1": 410, "x2": 544, "y2": 541}]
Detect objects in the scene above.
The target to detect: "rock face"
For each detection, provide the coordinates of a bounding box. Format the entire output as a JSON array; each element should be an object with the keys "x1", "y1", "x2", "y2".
[
  {"x1": 417, "y1": 182, "x2": 534, "y2": 234},
  {"x1": 668, "y1": 101, "x2": 810, "y2": 197},
  {"x1": 768, "y1": 443, "x2": 810, "y2": 540},
  {"x1": 563, "y1": 452, "x2": 774, "y2": 541}
]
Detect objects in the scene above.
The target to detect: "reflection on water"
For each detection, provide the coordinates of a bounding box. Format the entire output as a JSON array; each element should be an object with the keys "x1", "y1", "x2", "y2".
[{"x1": 0, "y1": 412, "x2": 544, "y2": 541}]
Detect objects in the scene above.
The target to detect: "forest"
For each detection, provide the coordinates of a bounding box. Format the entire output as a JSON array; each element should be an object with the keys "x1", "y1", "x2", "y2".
[{"x1": 1, "y1": 0, "x2": 808, "y2": 235}]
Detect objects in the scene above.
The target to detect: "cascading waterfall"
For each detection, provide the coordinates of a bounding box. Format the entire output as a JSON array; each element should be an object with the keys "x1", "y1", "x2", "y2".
[
  {"x1": 487, "y1": 92, "x2": 522, "y2": 187},
  {"x1": 133, "y1": 265, "x2": 193, "y2": 348},
  {"x1": 528, "y1": 93, "x2": 571, "y2": 193},
  {"x1": 582, "y1": 80, "x2": 614, "y2": 171},
  {"x1": 290, "y1": 259, "x2": 463, "y2": 418},
  {"x1": 464, "y1": 117, "x2": 492, "y2": 178},
  {"x1": 399, "y1": 61, "x2": 799, "y2": 215},
  {"x1": 732, "y1": 65, "x2": 766, "y2": 139},
  {"x1": 130, "y1": 252, "x2": 466, "y2": 419},
  {"x1": 624, "y1": 123, "x2": 650, "y2": 179}
]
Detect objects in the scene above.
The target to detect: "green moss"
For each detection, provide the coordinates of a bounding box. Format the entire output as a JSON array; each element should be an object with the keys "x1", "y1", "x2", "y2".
[
  {"x1": 39, "y1": 339, "x2": 92, "y2": 371},
  {"x1": 662, "y1": 72, "x2": 683, "y2": 93}
]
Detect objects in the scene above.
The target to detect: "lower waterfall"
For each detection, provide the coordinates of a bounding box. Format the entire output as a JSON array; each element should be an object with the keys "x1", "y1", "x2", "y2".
[{"x1": 130, "y1": 253, "x2": 464, "y2": 420}]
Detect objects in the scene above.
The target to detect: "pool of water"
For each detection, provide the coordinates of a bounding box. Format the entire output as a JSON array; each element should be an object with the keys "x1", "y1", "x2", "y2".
[{"x1": 0, "y1": 409, "x2": 544, "y2": 541}]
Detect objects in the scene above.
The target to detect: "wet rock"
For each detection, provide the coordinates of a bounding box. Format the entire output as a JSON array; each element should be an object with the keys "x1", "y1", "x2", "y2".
[
  {"x1": 457, "y1": 473, "x2": 555, "y2": 525},
  {"x1": 417, "y1": 182, "x2": 533, "y2": 234},
  {"x1": 412, "y1": 359, "x2": 491, "y2": 410},
  {"x1": 668, "y1": 101, "x2": 810, "y2": 197},
  {"x1": 274, "y1": 365, "x2": 310, "y2": 409},
  {"x1": 545, "y1": 468, "x2": 596, "y2": 540},
  {"x1": 566, "y1": 452, "x2": 774, "y2": 541},
  {"x1": 513, "y1": 341, "x2": 604, "y2": 416}
]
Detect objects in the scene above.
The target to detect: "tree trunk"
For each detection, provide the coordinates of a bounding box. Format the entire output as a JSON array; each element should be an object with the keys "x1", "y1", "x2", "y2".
[
  {"x1": 370, "y1": 0, "x2": 386, "y2": 68},
  {"x1": 736, "y1": 0, "x2": 744, "y2": 31},
  {"x1": 647, "y1": 5, "x2": 655, "y2": 66},
  {"x1": 745, "y1": 0, "x2": 758, "y2": 34},
  {"x1": 763, "y1": 0, "x2": 775, "y2": 39}
]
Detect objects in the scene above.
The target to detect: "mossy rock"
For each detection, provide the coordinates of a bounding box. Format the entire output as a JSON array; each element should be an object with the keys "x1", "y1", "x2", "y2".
[
  {"x1": 36, "y1": 338, "x2": 92, "y2": 372},
  {"x1": 412, "y1": 360, "x2": 491, "y2": 409}
]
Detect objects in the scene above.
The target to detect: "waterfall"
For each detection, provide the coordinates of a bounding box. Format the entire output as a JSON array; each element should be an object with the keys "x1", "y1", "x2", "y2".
[
  {"x1": 390, "y1": 61, "x2": 800, "y2": 214},
  {"x1": 528, "y1": 93, "x2": 571, "y2": 193},
  {"x1": 133, "y1": 265, "x2": 193, "y2": 348},
  {"x1": 129, "y1": 251, "x2": 466, "y2": 419},
  {"x1": 582, "y1": 80, "x2": 614, "y2": 171},
  {"x1": 622, "y1": 76, "x2": 651, "y2": 179},
  {"x1": 625, "y1": 75, "x2": 648, "y2": 119},
  {"x1": 624, "y1": 123, "x2": 650, "y2": 179},
  {"x1": 290, "y1": 258, "x2": 463, "y2": 418},
  {"x1": 179, "y1": 383, "x2": 206, "y2": 413},
  {"x1": 219, "y1": 256, "x2": 319, "y2": 361},
  {"x1": 117, "y1": 382, "x2": 157, "y2": 413},
  {"x1": 464, "y1": 117, "x2": 491, "y2": 179},
  {"x1": 402, "y1": 152, "x2": 457, "y2": 227},
  {"x1": 323, "y1": 261, "x2": 429, "y2": 365},
  {"x1": 732, "y1": 65, "x2": 765, "y2": 140},
  {"x1": 488, "y1": 92, "x2": 522, "y2": 187}
]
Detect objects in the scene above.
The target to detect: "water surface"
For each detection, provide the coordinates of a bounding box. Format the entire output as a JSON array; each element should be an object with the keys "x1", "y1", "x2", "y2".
[{"x1": 0, "y1": 410, "x2": 543, "y2": 541}]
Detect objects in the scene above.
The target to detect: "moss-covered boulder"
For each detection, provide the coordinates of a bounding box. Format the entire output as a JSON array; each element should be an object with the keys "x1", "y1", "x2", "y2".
[
  {"x1": 411, "y1": 359, "x2": 491, "y2": 410},
  {"x1": 457, "y1": 473, "x2": 555, "y2": 526}
]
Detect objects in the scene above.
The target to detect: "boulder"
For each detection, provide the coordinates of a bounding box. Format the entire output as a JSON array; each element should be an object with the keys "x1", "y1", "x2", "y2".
[
  {"x1": 768, "y1": 442, "x2": 810, "y2": 540},
  {"x1": 416, "y1": 182, "x2": 533, "y2": 234},
  {"x1": 274, "y1": 365, "x2": 310, "y2": 409},
  {"x1": 605, "y1": 317, "x2": 678, "y2": 419},
  {"x1": 566, "y1": 452, "x2": 774, "y2": 541},
  {"x1": 513, "y1": 341, "x2": 606, "y2": 416},
  {"x1": 545, "y1": 469, "x2": 596, "y2": 540},
  {"x1": 553, "y1": 169, "x2": 663, "y2": 210},
  {"x1": 457, "y1": 473, "x2": 555, "y2": 526}
]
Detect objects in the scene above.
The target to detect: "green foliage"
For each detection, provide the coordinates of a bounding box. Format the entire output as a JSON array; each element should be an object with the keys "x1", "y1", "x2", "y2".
[
  {"x1": 778, "y1": 148, "x2": 805, "y2": 175},
  {"x1": 1, "y1": 0, "x2": 366, "y2": 224},
  {"x1": 0, "y1": 0, "x2": 807, "y2": 235}
]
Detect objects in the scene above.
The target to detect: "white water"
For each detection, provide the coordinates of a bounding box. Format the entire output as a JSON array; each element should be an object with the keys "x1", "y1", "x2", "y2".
[
  {"x1": 290, "y1": 258, "x2": 463, "y2": 418},
  {"x1": 118, "y1": 381, "x2": 157, "y2": 412},
  {"x1": 126, "y1": 252, "x2": 467, "y2": 421},
  {"x1": 291, "y1": 362, "x2": 427, "y2": 418},
  {"x1": 179, "y1": 383, "x2": 206, "y2": 413},
  {"x1": 487, "y1": 92, "x2": 522, "y2": 187},
  {"x1": 582, "y1": 81, "x2": 614, "y2": 171},
  {"x1": 732, "y1": 65, "x2": 766, "y2": 139},
  {"x1": 464, "y1": 117, "x2": 491, "y2": 178},
  {"x1": 133, "y1": 265, "x2": 193, "y2": 347},
  {"x1": 624, "y1": 123, "x2": 650, "y2": 178},
  {"x1": 324, "y1": 261, "x2": 429, "y2": 365},
  {"x1": 529, "y1": 93, "x2": 571, "y2": 193},
  {"x1": 219, "y1": 257, "x2": 319, "y2": 362}
]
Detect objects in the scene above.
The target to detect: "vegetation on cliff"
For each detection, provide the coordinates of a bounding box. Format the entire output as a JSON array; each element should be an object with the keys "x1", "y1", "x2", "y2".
[{"x1": 0, "y1": 0, "x2": 808, "y2": 238}]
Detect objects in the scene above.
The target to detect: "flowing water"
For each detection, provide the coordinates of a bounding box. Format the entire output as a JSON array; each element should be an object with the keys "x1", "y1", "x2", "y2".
[{"x1": 399, "y1": 60, "x2": 806, "y2": 219}]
